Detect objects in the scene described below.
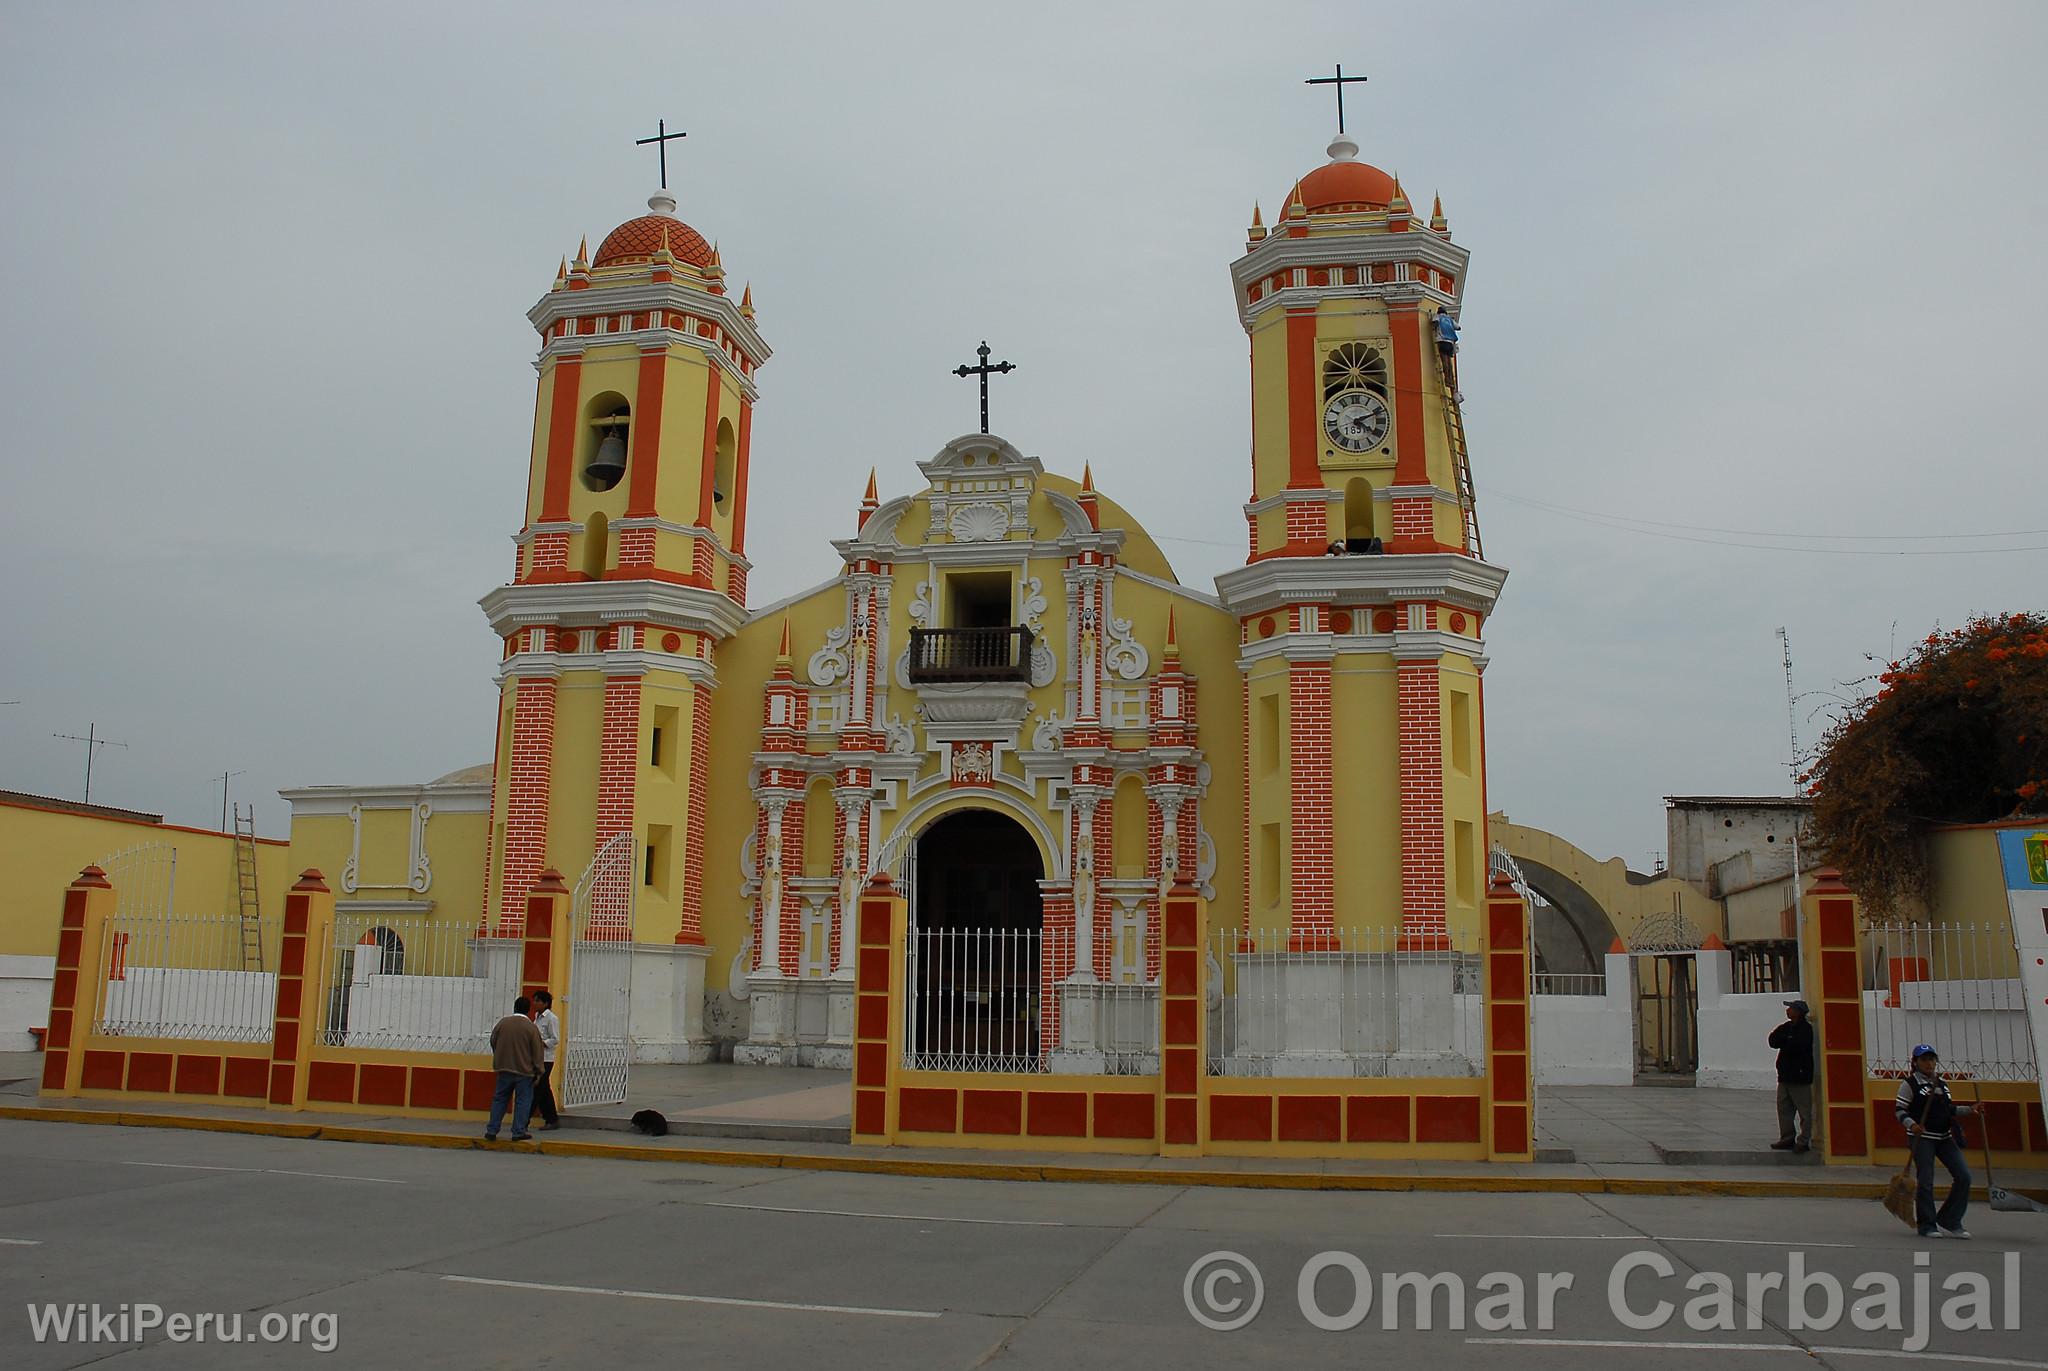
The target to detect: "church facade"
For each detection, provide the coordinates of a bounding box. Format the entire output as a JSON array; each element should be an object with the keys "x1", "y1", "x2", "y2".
[{"x1": 283, "y1": 128, "x2": 1507, "y2": 1071}]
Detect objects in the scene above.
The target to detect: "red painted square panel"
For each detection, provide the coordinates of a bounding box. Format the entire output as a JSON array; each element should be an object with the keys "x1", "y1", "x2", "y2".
[
  {"x1": 1823, "y1": 1054, "x2": 1863, "y2": 1100},
  {"x1": 1821, "y1": 1002, "x2": 1862, "y2": 1052},
  {"x1": 1164, "y1": 1096, "x2": 1198, "y2": 1145},
  {"x1": 307, "y1": 1060, "x2": 356, "y2": 1104},
  {"x1": 1818, "y1": 900, "x2": 1854, "y2": 947},
  {"x1": 856, "y1": 995, "x2": 888, "y2": 1040},
  {"x1": 82, "y1": 1050, "x2": 125, "y2": 1091},
  {"x1": 1026, "y1": 1092, "x2": 1088, "y2": 1138},
  {"x1": 858, "y1": 946, "x2": 891, "y2": 993},
  {"x1": 284, "y1": 903, "x2": 307, "y2": 936},
  {"x1": 173, "y1": 1055, "x2": 221, "y2": 1097},
  {"x1": 41, "y1": 1050, "x2": 66, "y2": 1091},
  {"x1": 962, "y1": 1089, "x2": 1023, "y2": 1135},
  {"x1": 45, "y1": 1009, "x2": 72, "y2": 1052},
  {"x1": 1092, "y1": 1093, "x2": 1155, "y2": 1140},
  {"x1": 56, "y1": 928, "x2": 81, "y2": 970},
  {"x1": 1487, "y1": 904, "x2": 1523, "y2": 950},
  {"x1": 1347, "y1": 1095, "x2": 1409, "y2": 1142},
  {"x1": 358, "y1": 1063, "x2": 407, "y2": 1108},
  {"x1": 223, "y1": 1056, "x2": 268, "y2": 1099},
  {"x1": 1492, "y1": 1103, "x2": 1529, "y2": 1155},
  {"x1": 2029, "y1": 1103, "x2": 2048, "y2": 1152},
  {"x1": 1163, "y1": 949, "x2": 1197, "y2": 995},
  {"x1": 898, "y1": 1087, "x2": 957, "y2": 1134},
  {"x1": 1209, "y1": 1094, "x2": 1273, "y2": 1142},
  {"x1": 1415, "y1": 1095, "x2": 1481, "y2": 1143},
  {"x1": 409, "y1": 1067, "x2": 460, "y2": 1111},
  {"x1": 522, "y1": 943, "x2": 550, "y2": 983},
  {"x1": 272, "y1": 1022, "x2": 298, "y2": 1061},
  {"x1": 856, "y1": 1041, "x2": 886, "y2": 1088},
  {"x1": 855, "y1": 1088, "x2": 886, "y2": 1136},
  {"x1": 51, "y1": 969, "x2": 76, "y2": 1013},
  {"x1": 1489, "y1": 1004, "x2": 1528, "y2": 1052},
  {"x1": 1163, "y1": 902, "x2": 1196, "y2": 947},
  {"x1": 1828, "y1": 1104, "x2": 1868, "y2": 1156},
  {"x1": 861, "y1": 903, "x2": 893, "y2": 947},
  {"x1": 1488, "y1": 952, "x2": 1526, "y2": 998},
  {"x1": 126, "y1": 1052, "x2": 173, "y2": 1093},
  {"x1": 1820, "y1": 950, "x2": 1857, "y2": 996},
  {"x1": 269, "y1": 1062, "x2": 296, "y2": 1105},
  {"x1": 1277, "y1": 1095, "x2": 1342, "y2": 1142},
  {"x1": 462, "y1": 1070, "x2": 496, "y2": 1112},
  {"x1": 1490, "y1": 1055, "x2": 1528, "y2": 1102},
  {"x1": 279, "y1": 939, "x2": 306, "y2": 978},
  {"x1": 1164, "y1": 998, "x2": 1197, "y2": 1045},
  {"x1": 1165, "y1": 1048, "x2": 1197, "y2": 1096}
]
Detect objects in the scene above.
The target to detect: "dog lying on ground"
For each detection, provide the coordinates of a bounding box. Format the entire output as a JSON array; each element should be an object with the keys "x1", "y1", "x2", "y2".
[{"x1": 631, "y1": 1109, "x2": 669, "y2": 1137}]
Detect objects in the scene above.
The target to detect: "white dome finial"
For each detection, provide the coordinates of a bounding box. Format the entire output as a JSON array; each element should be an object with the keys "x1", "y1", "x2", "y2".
[
  {"x1": 647, "y1": 190, "x2": 678, "y2": 217},
  {"x1": 1327, "y1": 131, "x2": 1360, "y2": 163}
]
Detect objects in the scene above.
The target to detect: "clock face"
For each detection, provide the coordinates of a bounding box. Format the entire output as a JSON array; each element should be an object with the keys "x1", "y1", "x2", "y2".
[{"x1": 1323, "y1": 388, "x2": 1390, "y2": 453}]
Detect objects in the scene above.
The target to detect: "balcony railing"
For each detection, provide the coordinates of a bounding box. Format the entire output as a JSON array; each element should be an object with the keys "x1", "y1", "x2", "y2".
[{"x1": 907, "y1": 626, "x2": 1034, "y2": 684}]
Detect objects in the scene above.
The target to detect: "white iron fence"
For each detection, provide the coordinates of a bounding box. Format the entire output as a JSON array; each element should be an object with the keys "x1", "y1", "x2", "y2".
[
  {"x1": 1533, "y1": 971, "x2": 1608, "y2": 996},
  {"x1": 1208, "y1": 925, "x2": 1486, "y2": 1077},
  {"x1": 561, "y1": 833, "x2": 635, "y2": 1108},
  {"x1": 318, "y1": 912, "x2": 518, "y2": 1054},
  {"x1": 93, "y1": 843, "x2": 279, "y2": 1043},
  {"x1": 97, "y1": 911, "x2": 280, "y2": 1043},
  {"x1": 1864, "y1": 920, "x2": 2037, "y2": 1082},
  {"x1": 906, "y1": 927, "x2": 1045, "y2": 1073}
]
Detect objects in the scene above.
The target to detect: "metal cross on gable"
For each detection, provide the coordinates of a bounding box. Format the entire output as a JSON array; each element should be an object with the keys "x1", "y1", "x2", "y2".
[
  {"x1": 634, "y1": 118, "x2": 688, "y2": 190},
  {"x1": 952, "y1": 341, "x2": 1016, "y2": 435},
  {"x1": 1304, "y1": 63, "x2": 1369, "y2": 134}
]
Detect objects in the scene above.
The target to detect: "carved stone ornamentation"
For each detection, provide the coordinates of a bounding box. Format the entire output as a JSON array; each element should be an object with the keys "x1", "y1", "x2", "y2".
[
  {"x1": 1103, "y1": 616, "x2": 1149, "y2": 681},
  {"x1": 948, "y1": 502, "x2": 1011, "y2": 543},
  {"x1": 950, "y1": 741, "x2": 995, "y2": 786},
  {"x1": 807, "y1": 625, "x2": 852, "y2": 686}
]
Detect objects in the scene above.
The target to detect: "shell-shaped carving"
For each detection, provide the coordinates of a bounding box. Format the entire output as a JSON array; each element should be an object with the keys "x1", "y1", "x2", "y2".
[{"x1": 948, "y1": 502, "x2": 1011, "y2": 543}]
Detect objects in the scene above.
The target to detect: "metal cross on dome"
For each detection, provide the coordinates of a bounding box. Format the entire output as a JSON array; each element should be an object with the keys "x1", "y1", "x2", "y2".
[
  {"x1": 634, "y1": 118, "x2": 688, "y2": 190},
  {"x1": 1304, "y1": 63, "x2": 1369, "y2": 134},
  {"x1": 952, "y1": 341, "x2": 1016, "y2": 435}
]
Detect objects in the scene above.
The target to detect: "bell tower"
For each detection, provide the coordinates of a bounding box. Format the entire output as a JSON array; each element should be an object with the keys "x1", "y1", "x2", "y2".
[
  {"x1": 479, "y1": 180, "x2": 770, "y2": 969},
  {"x1": 1216, "y1": 125, "x2": 1506, "y2": 953}
]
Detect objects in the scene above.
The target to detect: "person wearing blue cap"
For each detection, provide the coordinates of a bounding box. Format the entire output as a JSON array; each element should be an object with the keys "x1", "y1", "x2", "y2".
[
  {"x1": 1767, "y1": 1000, "x2": 1816, "y2": 1153},
  {"x1": 1894, "y1": 1045, "x2": 1977, "y2": 1238}
]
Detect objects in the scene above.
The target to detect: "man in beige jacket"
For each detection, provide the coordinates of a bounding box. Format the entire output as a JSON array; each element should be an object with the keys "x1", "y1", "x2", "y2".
[{"x1": 485, "y1": 995, "x2": 547, "y2": 1142}]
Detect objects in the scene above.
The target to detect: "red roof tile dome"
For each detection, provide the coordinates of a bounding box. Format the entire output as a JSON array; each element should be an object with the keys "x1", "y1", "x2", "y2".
[
  {"x1": 593, "y1": 192, "x2": 714, "y2": 269},
  {"x1": 1288, "y1": 133, "x2": 1398, "y2": 214}
]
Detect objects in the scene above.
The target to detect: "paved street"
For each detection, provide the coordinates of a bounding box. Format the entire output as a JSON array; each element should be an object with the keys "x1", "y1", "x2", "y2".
[{"x1": 2, "y1": 1117, "x2": 2043, "y2": 1369}]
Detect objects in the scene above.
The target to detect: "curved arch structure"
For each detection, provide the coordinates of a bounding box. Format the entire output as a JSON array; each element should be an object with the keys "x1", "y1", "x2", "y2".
[{"x1": 1490, "y1": 816, "x2": 1723, "y2": 975}]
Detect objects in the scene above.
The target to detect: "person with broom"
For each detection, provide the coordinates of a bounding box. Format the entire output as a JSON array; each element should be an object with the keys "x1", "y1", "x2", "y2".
[{"x1": 1894, "y1": 1044, "x2": 1977, "y2": 1239}]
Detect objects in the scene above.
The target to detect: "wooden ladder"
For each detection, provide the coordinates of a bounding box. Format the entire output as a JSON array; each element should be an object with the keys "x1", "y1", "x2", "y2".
[
  {"x1": 1438, "y1": 352, "x2": 1484, "y2": 559},
  {"x1": 233, "y1": 804, "x2": 263, "y2": 971}
]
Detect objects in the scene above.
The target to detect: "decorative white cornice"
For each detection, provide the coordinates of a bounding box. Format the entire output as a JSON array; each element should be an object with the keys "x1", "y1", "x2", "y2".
[
  {"x1": 280, "y1": 782, "x2": 493, "y2": 816},
  {"x1": 1230, "y1": 230, "x2": 1471, "y2": 331},
  {"x1": 479, "y1": 579, "x2": 749, "y2": 641},
  {"x1": 529, "y1": 278, "x2": 771, "y2": 368},
  {"x1": 1213, "y1": 551, "x2": 1509, "y2": 617},
  {"x1": 536, "y1": 329, "x2": 761, "y2": 402},
  {"x1": 509, "y1": 519, "x2": 751, "y2": 572},
  {"x1": 1243, "y1": 487, "x2": 1344, "y2": 518}
]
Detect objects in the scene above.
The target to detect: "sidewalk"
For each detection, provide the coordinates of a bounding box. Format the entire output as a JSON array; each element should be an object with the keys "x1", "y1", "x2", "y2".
[{"x1": 6, "y1": 1059, "x2": 2044, "y2": 1200}]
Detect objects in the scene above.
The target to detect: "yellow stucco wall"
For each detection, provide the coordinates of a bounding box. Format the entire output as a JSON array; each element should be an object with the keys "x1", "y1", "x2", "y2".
[
  {"x1": 0, "y1": 796, "x2": 290, "y2": 958},
  {"x1": 283, "y1": 802, "x2": 491, "y2": 934}
]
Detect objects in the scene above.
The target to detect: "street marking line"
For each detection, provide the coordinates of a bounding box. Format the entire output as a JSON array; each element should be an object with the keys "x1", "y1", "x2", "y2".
[
  {"x1": 118, "y1": 1161, "x2": 404, "y2": 1185},
  {"x1": 705, "y1": 1201, "x2": 1067, "y2": 1227},
  {"x1": 1469, "y1": 1341, "x2": 2048, "y2": 1369},
  {"x1": 0, "y1": 1238, "x2": 41, "y2": 1246},
  {"x1": 438, "y1": 1273, "x2": 941, "y2": 1319},
  {"x1": 1436, "y1": 1233, "x2": 1854, "y2": 1249}
]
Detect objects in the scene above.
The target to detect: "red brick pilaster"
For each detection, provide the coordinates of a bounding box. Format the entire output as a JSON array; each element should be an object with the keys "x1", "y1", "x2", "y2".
[
  {"x1": 40, "y1": 865, "x2": 113, "y2": 1096},
  {"x1": 595, "y1": 676, "x2": 642, "y2": 853},
  {"x1": 520, "y1": 870, "x2": 571, "y2": 1002},
  {"x1": 624, "y1": 349, "x2": 667, "y2": 518},
  {"x1": 1484, "y1": 871, "x2": 1533, "y2": 1160},
  {"x1": 1040, "y1": 887, "x2": 1076, "y2": 1051},
  {"x1": 851, "y1": 874, "x2": 905, "y2": 1144},
  {"x1": 1398, "y1": 659, "x2": 1449, "y2": 949},
  {"x1": 676, "y1": 686, "x2": 712, "y2": 945},
  {"x1": 498, "y1": 678, "x2": 558, "y2": 936},
  {"x1": 1159, "y1": 878, "x2": 1206, "y2": 1153},
  {"x1": 539, "y1": 357, "x2": 584, "y2": 524},
  {"x1": 1287, "y1": 658, "x2": 1336, "y2": 951},
  {"x1": 1808, "y1": 868, "x2": 1870, "y2": 1162},
  {"x1": 268, "y1": 871, "x2": 332, "y2": 1110}
]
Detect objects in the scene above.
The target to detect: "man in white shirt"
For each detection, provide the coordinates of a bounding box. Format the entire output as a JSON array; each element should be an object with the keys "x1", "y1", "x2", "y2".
[{"x1": 531, "y1": 990, "x2": 562, "y2": 1130}]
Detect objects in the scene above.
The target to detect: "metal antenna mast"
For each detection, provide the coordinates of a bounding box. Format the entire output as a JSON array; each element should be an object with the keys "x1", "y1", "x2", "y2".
[{"x1": 1778, "y1": 627, "x2": 1808, "y2": 994}]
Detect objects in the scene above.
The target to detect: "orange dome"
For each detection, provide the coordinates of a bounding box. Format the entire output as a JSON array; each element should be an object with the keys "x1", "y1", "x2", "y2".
[
  {"x1": 1292, "y1": 158, "x2": 1397, "y2": 214},
  {"x1": 592, "y1": 196, "x2": 715, "y2": 269}
]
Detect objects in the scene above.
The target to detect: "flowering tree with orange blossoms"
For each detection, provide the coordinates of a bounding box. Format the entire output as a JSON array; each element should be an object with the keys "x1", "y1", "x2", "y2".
[{"x1": 1805, "y1": 612, "x2": 2048, "y2": 915}]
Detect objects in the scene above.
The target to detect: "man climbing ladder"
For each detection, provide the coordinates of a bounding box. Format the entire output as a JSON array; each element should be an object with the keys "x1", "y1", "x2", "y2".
[{"x1": 1434, "y1": 306, "x2": 1463, "y2": 402}]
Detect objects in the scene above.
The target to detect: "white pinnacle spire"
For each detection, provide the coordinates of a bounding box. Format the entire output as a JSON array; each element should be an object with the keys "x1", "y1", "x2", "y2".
[
  {"x1": 647, "y1": 190, "x2": 678, "y2": 217},
  {"x1": 1326, "y1": 131, "x2": 1360, "y2": 163}
]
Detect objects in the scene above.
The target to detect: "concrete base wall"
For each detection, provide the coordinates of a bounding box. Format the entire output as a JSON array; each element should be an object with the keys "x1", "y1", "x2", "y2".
[{"x1": 0, "y1": 954, "x2": 54, "y2": 1051}]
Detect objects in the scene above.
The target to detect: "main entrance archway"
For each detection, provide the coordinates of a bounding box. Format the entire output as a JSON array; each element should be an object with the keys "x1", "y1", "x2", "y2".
[{"x1": 907, "y1": 808, "x2": 1045, "y2": 1070}]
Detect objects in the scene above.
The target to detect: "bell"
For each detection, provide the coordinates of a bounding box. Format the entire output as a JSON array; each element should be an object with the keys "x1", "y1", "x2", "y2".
[{"x1": 585, "y1": 431, "x2": 626, "y2": 488}]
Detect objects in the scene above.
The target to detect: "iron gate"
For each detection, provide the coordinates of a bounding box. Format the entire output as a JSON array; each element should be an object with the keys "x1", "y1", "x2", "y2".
[{"x1": 561, "y1": 832, "x2": 635, "y2": 1108}]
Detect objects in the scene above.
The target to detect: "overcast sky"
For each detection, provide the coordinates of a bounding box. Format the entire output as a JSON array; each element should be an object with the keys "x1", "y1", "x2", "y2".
[{"x1": 2, "y1": 1, "x2": 2042, "y2": 867}]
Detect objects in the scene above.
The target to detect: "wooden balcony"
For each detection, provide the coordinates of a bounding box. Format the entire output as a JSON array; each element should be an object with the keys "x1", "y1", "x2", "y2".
[{"x1": 907, "y1": 626, "x2": 1034, "y2": 684}]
